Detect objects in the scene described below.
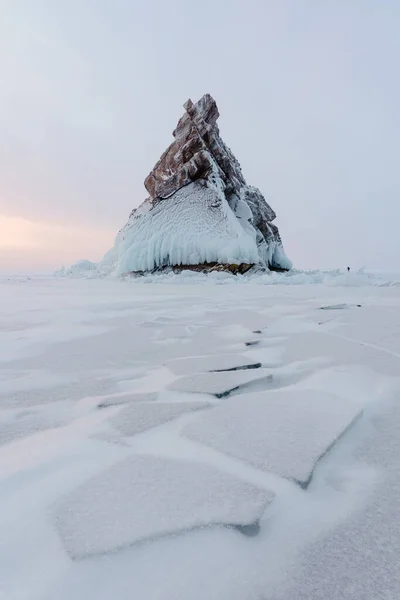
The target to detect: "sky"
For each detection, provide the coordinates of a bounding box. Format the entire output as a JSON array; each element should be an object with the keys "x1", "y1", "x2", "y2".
[{"x1": 0, "y1": 0, "x2": 399, "y2": 272}]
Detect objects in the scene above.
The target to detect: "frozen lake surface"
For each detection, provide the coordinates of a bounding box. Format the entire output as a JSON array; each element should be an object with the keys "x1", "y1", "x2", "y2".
[{"x1": 1, "y1": 272, "x2": 400, "y2": 599}]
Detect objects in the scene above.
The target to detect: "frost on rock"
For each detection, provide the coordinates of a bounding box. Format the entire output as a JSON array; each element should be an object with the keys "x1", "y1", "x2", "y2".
[
  {"x1": 101, "y1": 94, "x2": 292, "y2": 275},
  {"x1": 114, "y1": 183, "x2": 260, "y2": 275}
]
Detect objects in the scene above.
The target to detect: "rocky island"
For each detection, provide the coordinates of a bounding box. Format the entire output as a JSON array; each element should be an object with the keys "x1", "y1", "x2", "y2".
[{"x1": 102, "y1": 94, "x2": 292, "y2": 276}]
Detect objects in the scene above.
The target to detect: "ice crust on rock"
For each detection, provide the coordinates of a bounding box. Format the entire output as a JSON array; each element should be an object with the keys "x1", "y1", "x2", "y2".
[
  {"x1": 114, "y1": 183, "x2": 261, "y2": 275},
  {"x1": 183, "y1": 389, "x2": 363, "y2": 486},
  {"x1": 91, "y1": 94, "x2": 291, "y2": 276},
  {"x1": 54, "y1": 455, "x2": 274, "y2": 558}
]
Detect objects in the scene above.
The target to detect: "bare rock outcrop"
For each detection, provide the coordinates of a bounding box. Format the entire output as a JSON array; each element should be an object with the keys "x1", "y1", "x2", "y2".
[
  {"x1": 104, "y1": 94, "x2": 291, "y2": 275},
  {"x1": 144, "y1": 95, "x2": 245, "y2": 201}
]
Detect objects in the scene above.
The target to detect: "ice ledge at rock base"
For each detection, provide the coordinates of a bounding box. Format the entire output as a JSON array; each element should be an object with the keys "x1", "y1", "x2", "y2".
[{"x1": 102, "y1": 94, "x2": 292, "y2": 276}]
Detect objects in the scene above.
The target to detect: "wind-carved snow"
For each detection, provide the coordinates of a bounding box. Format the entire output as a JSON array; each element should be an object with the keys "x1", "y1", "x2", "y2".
[
  {"x1": 0, "y1": 401, "x2": 71, "y2": 446},
  {"x1": 54, "y1": 455, "x2": 274, "y2": 558},
  {"x1": 97, "y1": 392, "x2": 158, "y2": 409},
  {"x1": 183, "y1": 389, "x2": 363, "y2": 486},
  {"x1": 109, "y1": 401, "x2": 210, "y2": 436}
]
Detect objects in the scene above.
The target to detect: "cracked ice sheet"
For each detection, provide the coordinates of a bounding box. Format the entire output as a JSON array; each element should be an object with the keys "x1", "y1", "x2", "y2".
[
  {"x1": 282, "y1": 330, "x2": 400, "y2": 377},
  {"x1": 54, "y1": 455, "x2": 274, "y2": 558},
  {"x1": 183, "y1": 389, "x2": 362, "y2": 486},
  {"x1": 165, "y1": 353, "x2": 262, "y2": 375},
  {"x1": 97, "y1": 391, "x2": 158, "y2": 408},
  {"x1": 168, "y1": 369, "x2": 273, "y2": 397},
  {"x1": 2, "y1": 276, "x2": 400, "y2": 600}
]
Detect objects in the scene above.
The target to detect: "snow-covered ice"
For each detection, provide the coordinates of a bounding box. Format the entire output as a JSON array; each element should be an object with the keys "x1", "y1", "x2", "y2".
[
  {"x1": 55, "y1": 455, "x2": 274, "y2": 558},
  {"x1": 267, "y1": 396, "x2": 400, "y2": 600},
  {"x1": 1, "y1": 272, "x2": 400, "y2": 600},
  {"x1": 96, "y1": 391, "x2": 158, "y2": 408},
  {"x1": 168, "y1": 368, "x2": 273, "y2": 397},
  {"x1": 183, "y1": 389, "x2": 362, "y2": 486},
  {"x1": 109, "y1": 400, "x2": 210, "y2": 436},
  {"x1": 165, "y1": 353, "x2": 262, "y2": 375}
]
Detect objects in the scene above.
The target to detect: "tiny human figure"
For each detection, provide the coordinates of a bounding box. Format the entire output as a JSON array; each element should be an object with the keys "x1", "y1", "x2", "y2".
[{"x1": 347, "y1": 266, "x2": 350, "y2": 272}]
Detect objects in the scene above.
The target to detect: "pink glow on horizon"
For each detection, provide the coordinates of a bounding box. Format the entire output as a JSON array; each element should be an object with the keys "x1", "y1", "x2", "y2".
[{"x1": 0, "y1": 215, "x2": 114, "y2": 271}]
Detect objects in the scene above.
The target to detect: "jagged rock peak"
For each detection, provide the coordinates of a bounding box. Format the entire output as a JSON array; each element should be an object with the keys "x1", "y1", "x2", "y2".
[
  {"x1": 99, "y1": 94, "x2": 292, "y2": 276},
  {"x1": 144, "y1": 94, "x2": 246, "y2": 201}
]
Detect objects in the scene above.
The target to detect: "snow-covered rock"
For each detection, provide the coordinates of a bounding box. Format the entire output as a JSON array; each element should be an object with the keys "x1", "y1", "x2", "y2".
[
  {"x1": 112, "y1": 183, "x2": 261, "y2": 275},
  {"x1": 99, "y1": 94, "x2": 292, "y2": 276}
]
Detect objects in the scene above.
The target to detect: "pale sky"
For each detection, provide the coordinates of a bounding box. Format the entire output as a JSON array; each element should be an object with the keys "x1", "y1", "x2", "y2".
[{"x1": 0, "y1": 0, "x2": 399, "y2": 272}]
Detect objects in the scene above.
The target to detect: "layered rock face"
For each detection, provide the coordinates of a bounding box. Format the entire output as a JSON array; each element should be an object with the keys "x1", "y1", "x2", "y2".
[
  {"x1": 144, "y1": 95, "x2": 245, "y2": 201},
  {"x1": 104, "y1": 94, "x2": 291, "y2": 275}
]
